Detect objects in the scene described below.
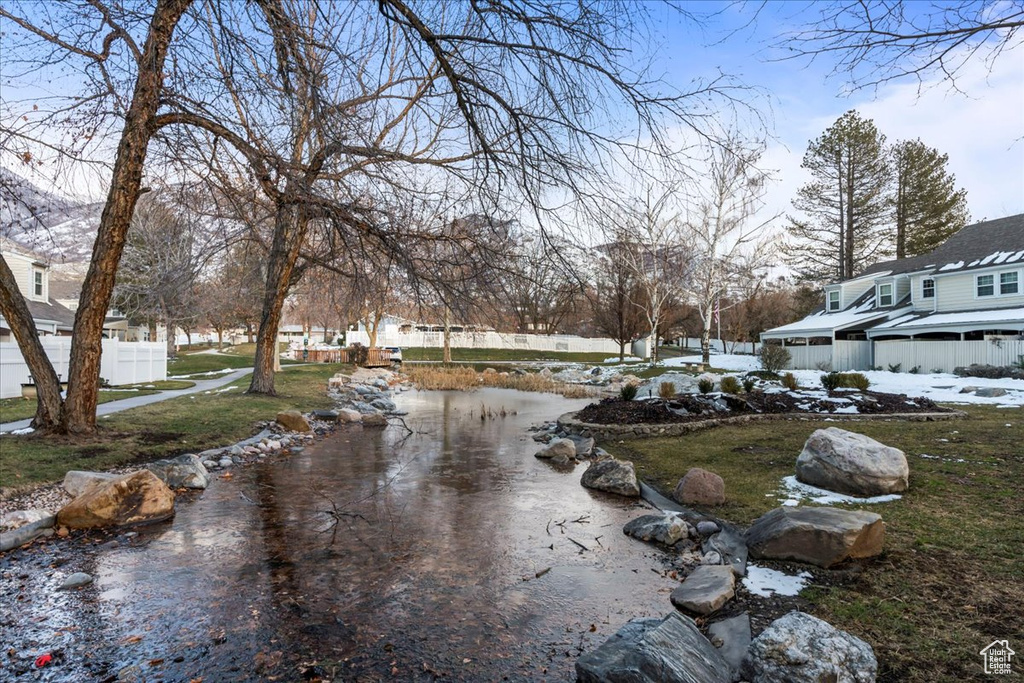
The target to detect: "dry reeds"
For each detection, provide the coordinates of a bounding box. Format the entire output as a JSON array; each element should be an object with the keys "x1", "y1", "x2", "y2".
[{"x1": 405, "y1": 365, "x2": 600, "y2": 398}]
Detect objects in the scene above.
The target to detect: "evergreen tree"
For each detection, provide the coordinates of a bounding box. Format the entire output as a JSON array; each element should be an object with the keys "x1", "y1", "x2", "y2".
[
  {"x1": 786, "y1": 110, "x2": 891, "y2": 283},
  {"x1": 891, "y1": 139, "x2": 969, "y2": 258}
]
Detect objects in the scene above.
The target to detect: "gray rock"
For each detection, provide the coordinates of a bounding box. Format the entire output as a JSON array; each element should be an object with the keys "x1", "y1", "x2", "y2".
[
  {"x1": 0, "y1": 516, "x2": 58, "y2": 551},
  {"x1": 670, "y1": 565, "x2": 735, "y2": 615},
  {"x1": 370, "y1": 397, "x2": 397, "y2": 412},
  {"x1": 532, "y1": 431, "x2": 552, "y2": 443},
  {"x1": 623, "y1": 514, "x2": 689, "y2": 546},
  {"x1": 146, "y1": 454, "x2": 210, "y2": 490},
  {"x1": 741, "y1": 611, "x2": 877, "y2": 683},
  {"x1": 337, "y1": 408, "x2": 362, "y2": 423},
  {"x1": 567, "y1": 435, "x2": 596, "y2": 457},
  {"x1": 203, "y1": 460, "x2": 218, "y2": 469},
  {"x1": 581, "y1": 459, "x2": 640, "y2": 497},
  {"x1": 702, "y1": 526, "x2": 748, "y2": 577},
  {"x1": 746, "y1": 507, "x2": 884, "y2": 568},
  {"x1": 370, "y1": 378, "x2": 389, "y2": 390},
  {"x1": 708, "y1": 613, "x2": 751, "y2": 683},
  {"x1": 230, "y1": 445, "x2": 244, "y2": 456},
  {"x1": 535, "y1": 438, "x2": 576, "y2": 460},
  {"x1": 63, "y1": 471, "x2": 119, "y2": 498},
  {"x1": 59, "y1": 572, "x2": 94, "y2": 590},
  {"x1": 975, "y1": 387, "x2": 1007, "y2": 397},
  {"x1": 313, "y1": 409, "x2": 339, "y2": 421},
  {"x1": 1, "y1": 508, "x2": 53, "y2": 530},
  {"x1": 218, "y1": 458, "x2": 233, "y2": 468},
  {"x1": 576, "y1": 612, "x2": 731, "y2": 683},
  {"x1": 696, "y1": 520, "x2": 720, "y2": 536},
  {"x1": 550, "y1": 453, "x2": 572, "y2": 466},
  {"x1": 796, "y1": 427, "x2": 908, "y2": 496},
  {"x1": 361, "y1": 412, "x2": 388, "y2": 427},
  {"x1": 701, "y1": 551, "x2": 723, "y2": 565}
]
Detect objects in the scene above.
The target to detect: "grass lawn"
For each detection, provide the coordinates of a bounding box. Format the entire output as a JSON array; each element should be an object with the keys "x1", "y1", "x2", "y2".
[
  {"x1": 1, "y1": 381, "x2": 199, "y2": 425},
  {"x1": 610, "y1": 405, "x2": 1023, "y2": 682},
  {"x1": 167, "y1": 343, "x2": 297, "y2": 376},
  {"x1": 402, "y1": 347, "x2": 626, "y2": 363},
  {"x1": 0, "y1": 364, "x2": 345, "y2": 490}
]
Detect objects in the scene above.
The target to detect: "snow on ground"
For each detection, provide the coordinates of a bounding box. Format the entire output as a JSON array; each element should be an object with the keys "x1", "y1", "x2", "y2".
[
  {"x1": 603, "y1": 356, "x2": 642, "y2": 364},
  {"x1": 742, "y1": 564, "x2": 812, "y2": 597},
  {"x1": 777, "y1": 475, "x2": 902, "y2": 506},
  {"x1": 663, "y1": 353, "x2": 1024, "y2": 407}
]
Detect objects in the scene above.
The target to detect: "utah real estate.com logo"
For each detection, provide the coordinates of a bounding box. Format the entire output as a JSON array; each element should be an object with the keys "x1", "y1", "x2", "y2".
[{"x1": 980, "y1": 640, "x2": 1015, "y2": 675}]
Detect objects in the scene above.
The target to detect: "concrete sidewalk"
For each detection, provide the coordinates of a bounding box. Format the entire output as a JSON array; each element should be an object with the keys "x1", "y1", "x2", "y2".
[{"x1": 0, "y1": 368, "x2": 254, "y2": 434}]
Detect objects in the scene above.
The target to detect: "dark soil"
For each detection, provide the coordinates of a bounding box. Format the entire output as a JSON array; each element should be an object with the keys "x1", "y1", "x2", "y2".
[{"x1": 576, "y1": 389, "x2": 951, "y2": 425}]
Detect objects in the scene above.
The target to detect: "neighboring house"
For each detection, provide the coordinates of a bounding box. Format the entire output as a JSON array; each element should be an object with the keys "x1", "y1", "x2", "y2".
[
  {"x1": 762, "y1": 214, "x2": 1024, "y2": 372},
  {"x1": 0, "y1": 238, "x2": 76, "y2": 342}
]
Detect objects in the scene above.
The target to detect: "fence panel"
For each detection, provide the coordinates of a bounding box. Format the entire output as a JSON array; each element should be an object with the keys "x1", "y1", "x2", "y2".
[
  {"x1": 785, "y1": 345, "x2": 833, "y2": 370},
  {"x1": 874, "y1": 340, "x2": 1024, "y2": 374},
  {"x1": 833, "y1": 341, "x2": 873, "y2": 371}
]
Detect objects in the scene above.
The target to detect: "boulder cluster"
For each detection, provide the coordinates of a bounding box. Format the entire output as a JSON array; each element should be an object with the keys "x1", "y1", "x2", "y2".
[{"x1": 327, "y1": 367, "x2": 407, "y2": 426}]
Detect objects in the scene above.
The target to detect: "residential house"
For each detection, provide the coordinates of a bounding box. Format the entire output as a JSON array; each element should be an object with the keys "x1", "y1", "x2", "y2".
[
  {"x1": 0, "y1": 238, "x2": 75, "y2": 342},
  {"x1": 762, "y1": 214, "x2": 1024, "y2": 373}
]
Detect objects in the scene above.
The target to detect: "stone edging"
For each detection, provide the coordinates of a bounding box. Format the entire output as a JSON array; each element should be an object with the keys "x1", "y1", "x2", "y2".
[{"x1": 557, "y1": 409, "x2": 968, "y2": 442}]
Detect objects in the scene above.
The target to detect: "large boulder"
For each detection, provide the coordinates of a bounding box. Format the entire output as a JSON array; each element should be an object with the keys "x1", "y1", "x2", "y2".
[
  {"x1": 670, "y1": 565, "x2": 736, "y2": 615},
  {"x1": 708, "y1": 613, "x2": 751, "y2": 683},
  {"x1": 337, "y1": 408, "x2": 363, "y2": 423},
  {"x1": 581, "y1": 459, "x2": 640, "y2": 497},
  {"x1": 361, "y1": 412, "x2": 388, "y2": 427},
  {"x1": 796, "y1": 427, "x2": 908, "y2": 496},
  {"x1": 57, "y1": 471, "x2": 175, "y2": 529},
  {"x1": 741, "y1": 611, "x2": 877, "y2": 683},
  {"x1": 576, "y1": 612, "x2": 731, "y2": 683},
  {"x1": 746, "y1": 507, "x2": 884, "y2": 568},
  {"x1": 623, "y1": 514, "x2": 690, "y2": 546},
  {"x1": 674, "y1": 468, "x2": 726, "y2": 506},
  {"x1": 63, "y1": 470, "x2": 119, "y2": 498},
  {"x1": 0, "y1": 516, "x2": 57, "y2": 552},
  {"x1": 0, "y1": 508, "x2": 53, "y2": 530},
  {"x1": 146, "y1": 454, "x2": 210, "y2": 490},
  {"x1": 535, "y1": 438, "x2": 576, "y2": 460},
  {"x1": 567, "y1": 435, "x2": 596, "y2": 457},
  {"x1": 276, "y1": 410, "x2": 311, "y2": 433}
]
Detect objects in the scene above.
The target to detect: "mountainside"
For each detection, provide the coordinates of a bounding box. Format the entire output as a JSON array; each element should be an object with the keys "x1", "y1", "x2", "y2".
[{"x1": 0, "y1": 168, "x2": 102, "y2": 263}]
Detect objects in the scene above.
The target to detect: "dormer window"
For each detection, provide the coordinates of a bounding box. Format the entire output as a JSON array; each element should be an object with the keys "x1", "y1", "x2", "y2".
[
  {"x1": 1001, "y1": 272, "x2": 1019, "y2": 295},
  {"x1": 827, "y1": 290, "x2": 840, "y2": 312},
  {"x1": 922, "y1": 279, "x2": 935, "y2": 299},
  {"x1": 977, "y1": 274, "x2": 995, "y2": 297},
  {"x1": 877, "y1": 283, "x2": 893, "y2": 307},
  {"x1": 32, "y1": 268, "x2": 44, "y2": 298}
]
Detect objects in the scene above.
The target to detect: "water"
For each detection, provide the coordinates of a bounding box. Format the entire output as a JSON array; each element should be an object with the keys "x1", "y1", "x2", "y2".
[{"x1": 1, "y1": 389, "x2": 678, "y2": 681}]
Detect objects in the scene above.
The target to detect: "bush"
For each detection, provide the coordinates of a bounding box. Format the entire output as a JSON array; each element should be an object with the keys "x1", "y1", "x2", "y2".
[
  {"x1": 821, "y1": 371, "x2": 871, "y2": 391},
  {"x1": 954, "y1": 363, "x2": 1024, "y2": 380},
  {"x1": 719, "y1": 376, "x2": 741, "y2": 394},
  {"x1": 742, "y1": 376, "x2": 756, "y2": 393},
  {"x1": 746, "y1": 369, "x2": 780, "y2": 381},
  {"x1": 697, "y1": 377, "x2": 715, "y2": 394},
  {"x1": 759, "y1": 344, "x2": 791, "y2": 374},
  {"x1": 821, "y1": 371, "x2": 841, "y2": 391},
  {"x1": 888, "y1": 363, "x2": 902, "y2": 373},
  {"x1": 619, "y1": 383, "x2": 639, "y2": 401},
  {"x1": 781, "y1": 372, "x2": 799, "y2": 391},
  {"x1": 658, "y1": 381, "x2": 676, "y2": 399}
]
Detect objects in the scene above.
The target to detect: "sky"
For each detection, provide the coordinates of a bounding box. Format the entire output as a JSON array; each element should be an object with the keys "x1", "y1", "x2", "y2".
[{"x1": 645, "y1": 1, "x2": 1024, "y2": 228}]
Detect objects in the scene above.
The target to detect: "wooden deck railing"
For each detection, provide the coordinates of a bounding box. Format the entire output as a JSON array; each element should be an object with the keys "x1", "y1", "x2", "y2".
[{"x1": 304, "y1": 347, "x2": 393, "y2": 367}]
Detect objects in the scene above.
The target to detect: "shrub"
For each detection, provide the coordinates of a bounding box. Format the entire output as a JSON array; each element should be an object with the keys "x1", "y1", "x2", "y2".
[
  {"x1": 821, "y1": 371, "x2": 871, "y2": 391},
  {"x1": 719, "y1": 376, "x2": 741, "y2": 394},
  {"x1": 887, "y1": 363, "x2": 902, "y2": 373},
  {"x1": 742, "y1": 376, "x2": 756, "y2": 393},
  {"x1": 908, "y1": 365, "x2": 920, "y2": 374},
  {"x1": 781, "y1": 372, "x2": 799, "y2": 391},
  {"x1": 697, "y1": 377, "x2": 715, "y2": 394},
  {"x1": 658, "y1": 381, "x2": 676, "y2": 399},
  {"x1": 619, "y1": 383, "x2": 639, "y2": 401},
  {"x1": 821, "y1": 371, "x2": 841, "y2": 391},
  {"x1": 746, "y1": 369, "x2": 780, "y2": 381},
  {"x1": 759, "y1": 344, "x2": 791, "y2": 374}
]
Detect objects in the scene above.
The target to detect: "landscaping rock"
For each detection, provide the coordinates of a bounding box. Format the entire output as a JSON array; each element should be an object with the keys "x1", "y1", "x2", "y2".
[
  {"x1": 708, "y1": 613, "x2": 751, "y2": 683},
  {"x1": 313, "y1": 409, "x2": 339, "y2": 422},
  {"x1": 57, "y1": 471, "x2": 175, "y2": 529},
  {"x1": 535, "y1": 438, "x2": 576, "y2": 460},
  {"x1": 337, "y1": 408, "x2": 362, "y2": 423},
  {"x1": 361, "y1": 412, "x2": 388, "y2": 427},
  {"x1": 702, "y1": 526, "x2": 748, "y2": 577},
  {"x1": 576, "y1": 612, "x2": 731, "y2": 683},
  {"x1": 0, "y1": 516, "x2": 58, "y2": 552},
  {"x1": 567, "y1": 435, "x2": 596, "y2": 457},
  {"x1": 796, "y1": 427, "x2": 908, "y2": 496},
  {"x1": 59, "y1": 572, "x2": 94, "y2": 590},
  {"x1": 741, "y1": 611, "x2": 877, "y2": 683},
  {"x1": 218, "y1": 457, "x2": 233, "y2": 468},
  {"x1": 696, "y1": 520, "x2": 720, "y2": 536},
  {"x1": 674, "y1": 468, "x2": 726, "y2": 505},
  {"x1": 580, "y1": 459, "x2": 640, "y2": 497},
  {"x1": 1, "y1": 508, "x2": 53, "y2": 530},
  {"x1": 276, "y1": 410, "x2": 311, "y2": 432},
  {"x1": 63, "y1": 471, "x2": 119, "y2": 498},
  {"x1": 146, "y1": 454, "x2": 210, "y2": 490},
  {"x1": 670, "y1": 564, "x2": 735, "y2": 615},
  {"x1": 623, "y1": 514, "x2": 689, "y2": 546},
  {"x1": 746, "y1": 507, "x2": 884, "y2": 568},
  {"x1": 371, "y1": 397, "x2": 397, "y2": 412},
  {"x1": 975, "y1": 387, "x2": 1007, "y2": 398}
]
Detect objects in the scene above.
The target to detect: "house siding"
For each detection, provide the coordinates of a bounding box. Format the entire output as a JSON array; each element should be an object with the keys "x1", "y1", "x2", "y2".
[
  {"x1": 841, "y1": 278, "x2": 875, "y2": 305},
  {"x1": 935, "y1": 269, "x2": 1024, "y2": 312},
  {"x1": 6, "y1": 253, "x2": 31, "y2": 298}
]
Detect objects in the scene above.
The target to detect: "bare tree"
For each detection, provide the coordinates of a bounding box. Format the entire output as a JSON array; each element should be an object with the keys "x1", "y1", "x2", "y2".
[{"x1": 589, "y1": 242, "x2": 648, "y2": 361}]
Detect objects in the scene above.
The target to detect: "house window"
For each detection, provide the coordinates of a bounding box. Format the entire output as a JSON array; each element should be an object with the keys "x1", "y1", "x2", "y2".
[
  {"x1": 922, "y1": 279, "x2": 935, "y2": 299},
  {"x1": 877, "y1": 283, "x2": 893, "y2": 307},
  {"x1": 1000, "y1": 272, "x2": 1019, "y2": 295},
  {"x1": 33, "y1": 269, "x2": 43, "y2": 297},
  {"x1": 827, "y1": 290, "x2": 840, "y2": 312},
  {"x1": 977, "y1": 274, "x2": 995, "y2": 297}
]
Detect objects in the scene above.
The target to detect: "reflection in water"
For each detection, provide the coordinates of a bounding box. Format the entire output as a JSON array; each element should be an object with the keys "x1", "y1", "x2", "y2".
[{"x1": 3, "y1": 389, "x2": 680, "y2": 681}]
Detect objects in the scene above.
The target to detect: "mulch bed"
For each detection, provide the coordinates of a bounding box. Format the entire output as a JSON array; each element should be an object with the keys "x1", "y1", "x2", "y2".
[{"x1": 575, "y1": 389, "x2": 951, "y2": 426}]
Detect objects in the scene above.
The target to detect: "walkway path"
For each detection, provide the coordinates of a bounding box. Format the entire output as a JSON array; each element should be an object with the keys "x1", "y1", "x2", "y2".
[{"x1": 0, "y1": 368, "x2": 254, "y2": 434}]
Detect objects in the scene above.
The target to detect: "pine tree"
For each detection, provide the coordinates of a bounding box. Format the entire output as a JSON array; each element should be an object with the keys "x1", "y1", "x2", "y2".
[
  {"x1": 786, "y1": 110, "x2": 891, "y2": 283},
  {"x1": 891, "y1": 139, "x2": 969, "y2": 258}
]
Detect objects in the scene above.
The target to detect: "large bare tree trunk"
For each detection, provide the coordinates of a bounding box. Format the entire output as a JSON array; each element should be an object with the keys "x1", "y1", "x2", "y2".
[
  {"x1": 0, "y1": 256, "x2": 63, "y2": 429},
  {"x1": 442, "y1": 308, "x2": 452, "y2": 364},
  {"x1": 249, "y1": 205, "x2": 308, "y2": 394},
  {"x1": 61, "y1": 0, "x2": 193, "y2": 433}
]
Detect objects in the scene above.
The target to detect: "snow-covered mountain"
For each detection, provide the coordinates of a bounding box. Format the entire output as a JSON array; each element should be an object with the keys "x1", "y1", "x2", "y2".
[{"x1": 0, "y1": 168, "x2": 103, "y2": 264}]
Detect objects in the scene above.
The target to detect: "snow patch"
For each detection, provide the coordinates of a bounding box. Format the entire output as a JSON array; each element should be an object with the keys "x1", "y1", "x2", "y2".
[
  {"x1": 742, "y1": 564, "x2": 812, "y2": 597},
  {"x1": 779, "y1": 476, "x2": 902, "y2": 505}
]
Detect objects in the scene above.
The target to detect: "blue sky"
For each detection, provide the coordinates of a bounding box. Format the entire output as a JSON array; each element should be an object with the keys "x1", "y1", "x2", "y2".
[{"x1": 642, "y1": 1, "x2": 1024, "y2": 225}]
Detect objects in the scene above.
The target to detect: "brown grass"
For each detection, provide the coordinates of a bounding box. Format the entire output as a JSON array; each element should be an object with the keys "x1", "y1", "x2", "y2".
[{"x1": 405, "y1": 365, "x2": 601, "y2": 398}]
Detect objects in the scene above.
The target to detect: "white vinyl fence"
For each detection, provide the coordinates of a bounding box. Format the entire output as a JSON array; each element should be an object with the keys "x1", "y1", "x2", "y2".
[
  {"x1": 784, "y1": 345, "x2": 833, "y2": 371},
  {"x1": 347, "y1": 330, "x2": 625, "y2": 355},
  {"x1": 0, "y1": 338, "x2": 167, "y2": 399},
  {"x1": 874, "y1": 339, "x2": 1024, "y2": 374}
]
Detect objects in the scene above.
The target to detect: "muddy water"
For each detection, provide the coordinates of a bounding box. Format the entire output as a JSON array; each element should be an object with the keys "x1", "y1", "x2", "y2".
[{"x1": 1, "y1": 389, "x2": 679, "y2": 682}]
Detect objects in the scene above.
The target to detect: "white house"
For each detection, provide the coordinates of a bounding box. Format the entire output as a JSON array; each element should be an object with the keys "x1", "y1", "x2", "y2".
[
  {"x1": 0, "y1": 238, "x2": 76, "y2": 342},
  {"x1": 762, "y1": 214, "x2": 1024, "y2": 372}
]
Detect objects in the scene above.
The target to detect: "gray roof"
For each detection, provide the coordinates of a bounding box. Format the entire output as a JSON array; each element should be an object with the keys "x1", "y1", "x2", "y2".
[
  {"x1": 26, "y1": 298, "x2": 76, "y2": 330},
  {"x1": 860, "y1": 213, "x2": 1024, "y2": 277}
]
